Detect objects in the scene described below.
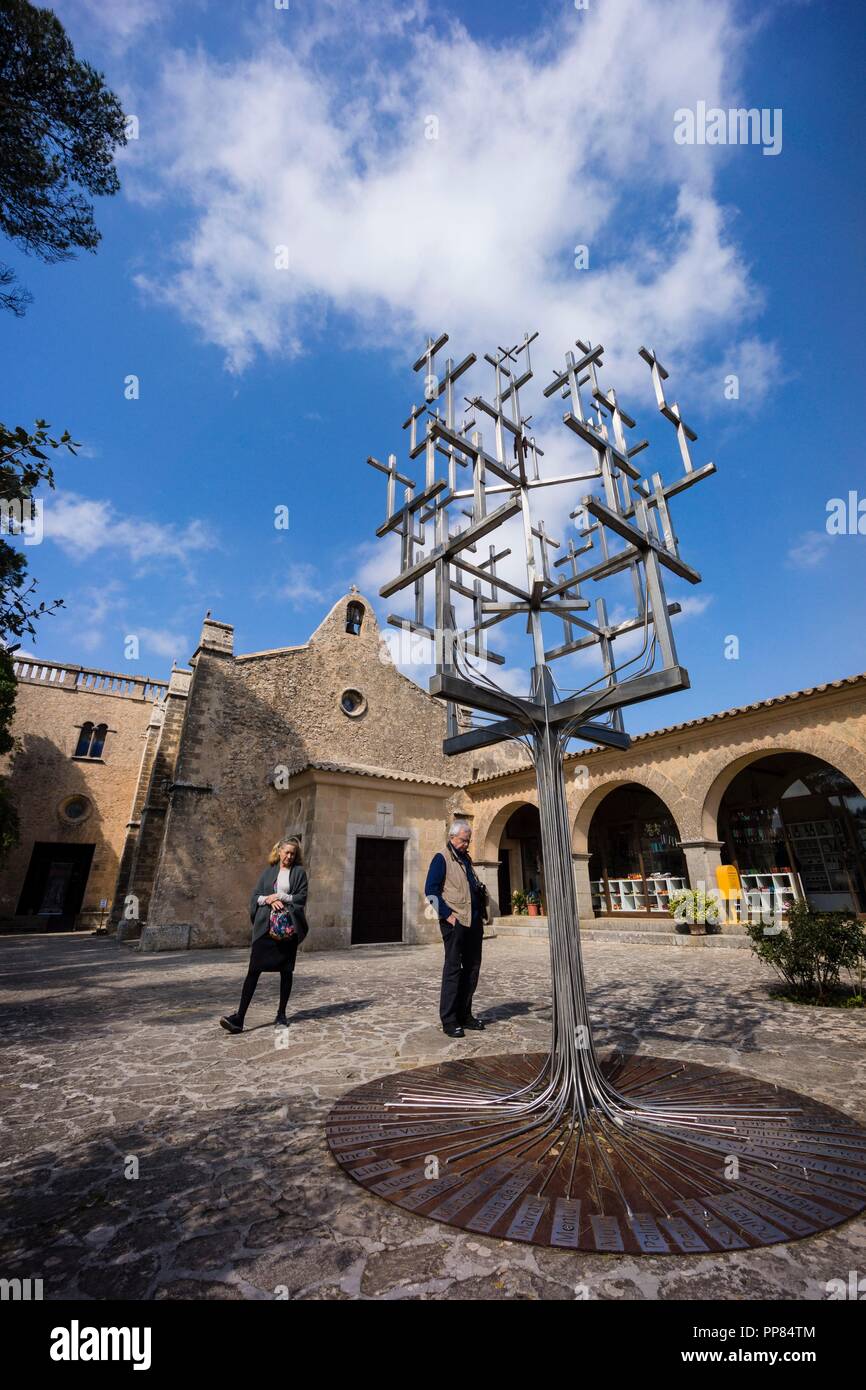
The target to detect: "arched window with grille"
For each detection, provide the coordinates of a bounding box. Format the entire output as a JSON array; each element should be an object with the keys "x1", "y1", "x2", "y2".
[
  {"x1": 346, "y1": 600, "x2": 364, "y2": 635},
  {"x1": 74, "y1": 722, "x2": 94, "y2": 758}
]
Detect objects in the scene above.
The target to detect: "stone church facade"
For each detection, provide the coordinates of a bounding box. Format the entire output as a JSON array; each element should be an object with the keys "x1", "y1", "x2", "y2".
[
  {"x1": 2, "y1": 588, "x2": 865, "y2": 948},
  {"x1": 0, "y1": 592, "x2": 525, "y2": 950}
]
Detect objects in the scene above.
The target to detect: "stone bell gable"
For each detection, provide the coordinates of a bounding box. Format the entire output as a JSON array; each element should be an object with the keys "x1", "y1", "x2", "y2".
[
  {"x1": 285, "y1": 588, "x2": 469, "y2": 780},
  {"x1": 177, "y1": 589, "x2": 479, "y2": 786}
]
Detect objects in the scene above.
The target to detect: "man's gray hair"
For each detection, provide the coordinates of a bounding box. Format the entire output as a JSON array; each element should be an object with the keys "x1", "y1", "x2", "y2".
[{"x1": 449, "y1": 820, "x2": 471, "y2": 838}]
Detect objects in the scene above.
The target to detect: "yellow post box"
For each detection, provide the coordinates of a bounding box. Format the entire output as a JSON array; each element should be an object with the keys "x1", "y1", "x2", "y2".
[{"x1": 715, "y1": 863, "x2": 741, "y2": 899}]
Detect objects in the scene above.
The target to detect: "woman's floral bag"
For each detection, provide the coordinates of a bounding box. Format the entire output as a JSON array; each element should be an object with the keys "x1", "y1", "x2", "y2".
[{"x1": 268, "y1": 902, "x2": 296, "y2": 941}]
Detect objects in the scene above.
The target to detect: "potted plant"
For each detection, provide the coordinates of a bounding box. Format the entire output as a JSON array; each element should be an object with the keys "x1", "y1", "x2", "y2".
[
  {"x1": 511, "y1": 889, "x2": 528, "y2": 916},
  {"x1": 668, "y1": 888, "x2": 722, "y2": 936},
  {"x1": 527, "y1": 889, "x2": 542, "y2": 917}
]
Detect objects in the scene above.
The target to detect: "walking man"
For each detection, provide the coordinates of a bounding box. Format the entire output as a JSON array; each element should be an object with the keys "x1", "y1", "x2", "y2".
[{"x1": 425, "y1": 820, "x2": 486, "y2": 1038}]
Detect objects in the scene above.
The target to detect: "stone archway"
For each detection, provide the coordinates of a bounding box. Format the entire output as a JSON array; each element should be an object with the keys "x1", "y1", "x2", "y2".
[
  {"x1": 577, "y1": 781, "x2": 689, "y2": 918},
  {"x1": 478, "y1": 796, "x2": 541, "y2": 918},
  {"x1": 698, "y1": 743, "x2": 866, "y2": 842},
  {"x1": 703, "y1": 749, "x2": 866, "y2": 914},
  {"x1": 572, "y1": 771, "x2": 687, "y2": 854}
]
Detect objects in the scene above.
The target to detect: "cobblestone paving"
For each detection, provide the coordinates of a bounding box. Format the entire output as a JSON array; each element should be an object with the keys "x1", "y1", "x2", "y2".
[{"x1": 0, "y1": 933, "x2": 864, "y2": 1301}]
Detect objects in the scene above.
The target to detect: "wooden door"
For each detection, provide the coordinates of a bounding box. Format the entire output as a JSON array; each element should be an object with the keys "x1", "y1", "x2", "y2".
[{"x1": 351, "y1": 837, "x2": 404, "y2": 943}]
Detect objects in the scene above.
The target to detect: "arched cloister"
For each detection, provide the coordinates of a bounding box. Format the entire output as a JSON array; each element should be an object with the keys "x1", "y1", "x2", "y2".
[
  {"x1": 476, "y1": 796, "x2": 542, "y2": 917},
  {"x1": 696, "y1": 742, "x2": 866, "y2": 842},
  {"x1": 571, "y1": 770, "x2": 688, "y2": 854},
  {"x1": 577, "y1": 781, "x2": 689, "y2": 917},
  {"x1": 703, "y1": 749, "x2": 866, "y2": 914},
  {"x1": 477, "y1": 794, "x2": 540, "y2": 864}
]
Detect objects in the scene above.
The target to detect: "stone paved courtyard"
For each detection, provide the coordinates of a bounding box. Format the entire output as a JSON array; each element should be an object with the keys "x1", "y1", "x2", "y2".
[{"x1": 0, "y1": 932, "x2": 864, "y2": 1301}]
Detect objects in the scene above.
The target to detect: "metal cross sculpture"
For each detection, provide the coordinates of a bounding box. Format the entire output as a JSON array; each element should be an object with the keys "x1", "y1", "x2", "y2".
[{"x1": 326, "y1": 331, "x2": 866, "y2": 1255}]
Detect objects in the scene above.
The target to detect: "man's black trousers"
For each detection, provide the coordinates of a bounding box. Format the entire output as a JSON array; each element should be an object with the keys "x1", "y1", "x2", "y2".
[{"x1": 439, "y1": 917, "x2": 483, "y2": 1027}]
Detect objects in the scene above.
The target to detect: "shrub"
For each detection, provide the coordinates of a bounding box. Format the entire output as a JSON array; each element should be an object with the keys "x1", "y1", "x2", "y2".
[
  {"x1": 511, "y1": 889, "x2": 528, "y2": 916},
  {"x1": 745, "y1": 901, "x2": 866, "y2": 1000}
]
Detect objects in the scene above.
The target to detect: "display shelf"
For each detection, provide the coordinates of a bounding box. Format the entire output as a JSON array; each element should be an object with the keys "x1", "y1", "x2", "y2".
[
  {"x1": 591, "y1": 875, "x2": 686, "y2": 914},
  {"x1": 739, "y1": 870, "x2": 800, "y2": 918}
]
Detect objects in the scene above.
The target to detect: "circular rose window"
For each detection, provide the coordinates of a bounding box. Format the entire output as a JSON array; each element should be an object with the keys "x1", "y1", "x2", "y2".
[
  {"x1": 62, "y1": 796, "x2": 91, "y2": 822},
  {"x1": 340, "y1": 688, "x2": 367, "y2": 717}
]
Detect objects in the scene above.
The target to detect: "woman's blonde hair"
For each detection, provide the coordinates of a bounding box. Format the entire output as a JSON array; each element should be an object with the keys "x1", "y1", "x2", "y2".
[{"x1": 268, "y1": 836, "x2": 303, "y2": 866}]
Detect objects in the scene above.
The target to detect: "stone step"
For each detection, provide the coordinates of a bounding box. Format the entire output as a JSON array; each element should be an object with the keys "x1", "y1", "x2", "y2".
[
  {"x1": 584, "y1": 928, "x2": 751, "y2": 948},
  {"x1": 491, "y1": 921, "x2": 751, "y2": 948},
  {"x1": 590, "y1": 915, "x2": 747, "y2": 938},
  {"x1": 492, "y1": 913, "x2": 748, "y2": 944},
  {"x1": 489, "y1": 922, "x2": 550, "y2": 940}
]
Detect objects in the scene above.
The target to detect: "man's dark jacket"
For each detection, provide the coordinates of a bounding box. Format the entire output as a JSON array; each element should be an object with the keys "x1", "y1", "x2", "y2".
[{"x1": 249, "y1": 864, "x2": 309, "y2": 943}]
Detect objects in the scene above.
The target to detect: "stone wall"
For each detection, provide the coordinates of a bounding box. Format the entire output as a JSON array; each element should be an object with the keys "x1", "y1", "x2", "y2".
[
  {"x1": 0, "y1": 663, "x2": 166, "y2": 927},
  {"x1": 271, "y1": 767, "x2": 455, "y2": 952},
  {"x1": 142, "y1": 593, "x2": 485, "y2": 950}
]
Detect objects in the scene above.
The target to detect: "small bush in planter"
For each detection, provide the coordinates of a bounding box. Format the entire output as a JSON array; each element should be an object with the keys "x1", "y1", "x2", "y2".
[
  {"x1": 745, "y1": 901, "x2": 866, "y2": 1003},
  {"x1": 511, "y1": 889, "x2": 528, "y2": 916},
  {"x1": 668, "y1": 888, "x2": 722, "y2": 934},
  {"x1": 526, "y1": 889, "x2": 542, "y2": 916}
]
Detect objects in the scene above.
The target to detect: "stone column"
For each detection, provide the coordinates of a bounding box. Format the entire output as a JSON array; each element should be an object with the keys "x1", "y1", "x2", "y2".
[
  {"x1": 678, "y1": 839, "x2": 725, "y2": 895},
  {"x1": 116, "y1": 666, "x2": 194, "y2": 945},
  {"x1": 678, "y1": 839, "x2": 727, "y2": 925},
  {"x1": 572, "y1": 851, "x2": 595, "y2": 923},
  {"x1": 112, "y1": 703, "x2": 165, "y2": 938}
]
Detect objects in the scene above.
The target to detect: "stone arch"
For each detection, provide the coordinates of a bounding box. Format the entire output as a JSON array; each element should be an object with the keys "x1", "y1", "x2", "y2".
[
  {"x1": 571, "y1": 770, "x2": 688, "y2": 855},
  {"x1": 695, "y1": 739, "x2": 866, "y2": 841},
  {"x1": 345, "y1": 599, "x2": 365, "y2": 635},
  {"x1": 478, "y1": 794, "x2": 539, "y2": 864}
]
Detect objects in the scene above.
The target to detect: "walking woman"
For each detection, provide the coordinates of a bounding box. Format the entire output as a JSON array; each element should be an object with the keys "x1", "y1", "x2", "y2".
[{"x1": 220, "y1": 837, "x2": 309, "y2": 1034}]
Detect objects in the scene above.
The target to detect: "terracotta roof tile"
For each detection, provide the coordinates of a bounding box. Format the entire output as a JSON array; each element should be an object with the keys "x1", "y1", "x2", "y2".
[{"x1": 280, "y1": 759, "x2": 461, "y2": 788}]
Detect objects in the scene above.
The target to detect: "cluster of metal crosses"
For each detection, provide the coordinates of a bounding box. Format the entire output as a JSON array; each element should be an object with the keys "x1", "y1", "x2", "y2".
[
  {"x1": 329, "y1": 330, "x2": 866, "y2": 1254},
  {"x1": 367, "y1": 330, "x2": 716, "y2": 755}
]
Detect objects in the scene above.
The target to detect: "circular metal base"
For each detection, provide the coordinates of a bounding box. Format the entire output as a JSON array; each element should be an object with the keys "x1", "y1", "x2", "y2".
[{"x1": 326, "y1": 1052, "x2": 866, "y2": 1252}]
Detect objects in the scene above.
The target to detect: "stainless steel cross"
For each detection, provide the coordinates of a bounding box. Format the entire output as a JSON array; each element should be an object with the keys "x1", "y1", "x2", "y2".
[{"x1": 367, "y1": 328, "x2": 715, "y2": 757}]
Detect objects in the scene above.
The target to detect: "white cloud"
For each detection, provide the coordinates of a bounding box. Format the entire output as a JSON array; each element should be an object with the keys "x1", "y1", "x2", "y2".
[
  {"x1": 40, "y1": 491, "x2": 217, "y2": 572},
  {"x1": 50, "y1": 0, "x2": 171, "y2": 52},
  {"x1": 787, "y1": 530, "x2": 833, "y2": 570},
  {"x1": 675, "y1": 593, "x2": 714, "y2": 618},
  {"x1": 690, "y1": 336, "x2": 784, "y2": 413},
  {"x1": 356, "y1": 537, "x2": 401, "y2": 602},
  {"x1": 131, "y1": 0, "x2": 776, "y2": 407},
  {"x1": 80, "y1": 582, "x2": 126, "y2": 654},
  {"x1": 276, "y1": 561, "x2": 326, "y2": 607},
  {"x1": 137, "y1": 625, "x2": 189, "y2": 660},
  {"x1": 30, "y1": 579, "x2": 128, "y2": 657}
]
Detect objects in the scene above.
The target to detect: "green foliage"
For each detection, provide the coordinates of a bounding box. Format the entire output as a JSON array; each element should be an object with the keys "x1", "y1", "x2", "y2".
[
  {"x1": 0, "y1": 417, "x2": 77, "y2": 496},
  {"x1": 0, "y1": 419, "x2": 76, "y2": 642},
  {"x1": 746, "y1": 900, "x2": 866, "y2": 1001},
  {"x1": 511, "y1": 889, "x2": 528, "y2": 915},
  {"x1": 0, "y1": 419, "x2": 78, "y2": 864},
  {"x1": 0, "y1": 0, "x2": 127, "y2": 313},
  {"x1": 526, "y1": 888, "x2": 541, "y2": 906},
  {"x1": 668, "y1": 888, "x2": 722, "y2": 933}
]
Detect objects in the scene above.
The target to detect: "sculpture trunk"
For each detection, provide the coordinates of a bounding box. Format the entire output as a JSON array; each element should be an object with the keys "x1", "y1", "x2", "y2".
[{"x1": 534, "y1": 724, "x2": 604, "y2": 1119}]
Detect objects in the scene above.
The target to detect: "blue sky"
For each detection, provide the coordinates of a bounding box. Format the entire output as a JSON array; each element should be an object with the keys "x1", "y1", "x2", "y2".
[{"x1": 3, "y1": 0, "x2": 864, "y2": 736}]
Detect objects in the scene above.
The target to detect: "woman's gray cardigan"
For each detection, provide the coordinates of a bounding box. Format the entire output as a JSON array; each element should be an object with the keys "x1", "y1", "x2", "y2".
[{"x1": 249, "y1": 864, "x2": 309, "y2": 943}]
